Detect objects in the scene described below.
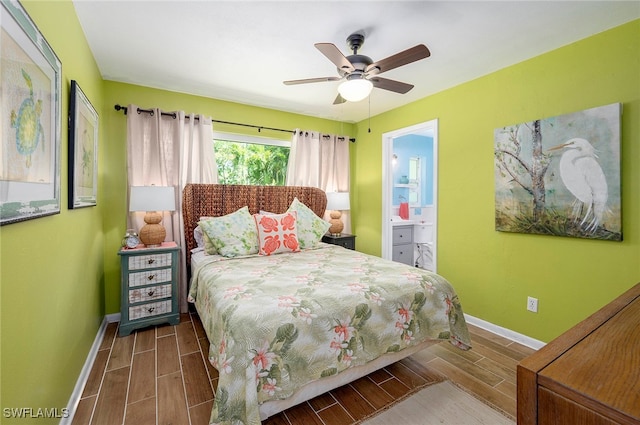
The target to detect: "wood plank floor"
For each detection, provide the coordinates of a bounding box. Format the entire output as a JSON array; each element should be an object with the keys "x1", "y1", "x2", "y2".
[{"x1": 71, "y1": 313, "x2": 535, "y2": 425}]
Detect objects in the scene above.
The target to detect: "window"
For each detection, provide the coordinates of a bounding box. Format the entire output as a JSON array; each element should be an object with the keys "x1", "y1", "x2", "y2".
[{"x1": 213, "y1": 132, "x2": 290, "y2": 186}]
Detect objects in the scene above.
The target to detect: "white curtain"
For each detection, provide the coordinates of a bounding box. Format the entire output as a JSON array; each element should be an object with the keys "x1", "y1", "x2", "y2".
[
  {"x1": 286, "y1": 129, "x2": 351, "y2": 233},
  {"x1": 126, "y1": 105, "x2": 217, "y2": 312}
]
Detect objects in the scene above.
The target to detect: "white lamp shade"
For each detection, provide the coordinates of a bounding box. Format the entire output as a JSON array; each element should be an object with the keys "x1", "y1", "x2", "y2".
[
  {"x1": 326, "y1": 192, "x2": 351, "y2": 211},
  {"x1": 129, "y1": 186, "x2": 176, "y2": 212},
  {"x1": 338, "y1": 79, "x2": 373, "y2": 102}
]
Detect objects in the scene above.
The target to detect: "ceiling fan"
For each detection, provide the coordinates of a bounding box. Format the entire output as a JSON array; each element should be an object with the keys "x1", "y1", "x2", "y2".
[{"x1": 283, "y1": 32, "x2": 430, "y2": 104}]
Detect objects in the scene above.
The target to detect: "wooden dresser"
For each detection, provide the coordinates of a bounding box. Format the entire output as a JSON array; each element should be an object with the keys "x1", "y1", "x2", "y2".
[{"x1": 517, "y1": 283, "x2": 640, "y2": 425}]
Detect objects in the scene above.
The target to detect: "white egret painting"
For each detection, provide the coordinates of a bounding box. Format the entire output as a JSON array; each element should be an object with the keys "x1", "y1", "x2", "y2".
[{"x1": 494, "y1": 103, "x2": 621, "y2": 241}]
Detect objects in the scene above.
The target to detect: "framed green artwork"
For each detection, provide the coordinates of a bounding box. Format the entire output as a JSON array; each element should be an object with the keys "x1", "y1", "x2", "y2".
[{"x1": 1, "y1": 0, "x2": 62, "y2": 225}]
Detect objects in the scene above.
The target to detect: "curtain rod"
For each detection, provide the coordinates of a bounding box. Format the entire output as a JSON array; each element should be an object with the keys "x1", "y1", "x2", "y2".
[{"x1": 113, "y1": 104, "x2": 355, "y2": 142}]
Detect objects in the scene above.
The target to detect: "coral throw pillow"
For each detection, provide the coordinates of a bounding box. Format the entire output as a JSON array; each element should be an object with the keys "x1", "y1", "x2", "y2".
[{"x1": 253, "y1": 211, "x2": 300, "y2": 255}]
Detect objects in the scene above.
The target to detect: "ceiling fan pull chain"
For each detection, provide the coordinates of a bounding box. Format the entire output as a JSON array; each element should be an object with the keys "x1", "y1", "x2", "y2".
[{"x1": 368, "y1": 95, "x2": 371, "y2": 133}]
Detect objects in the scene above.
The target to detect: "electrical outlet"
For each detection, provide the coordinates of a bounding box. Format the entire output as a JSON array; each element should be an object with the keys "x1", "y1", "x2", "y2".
[{"x1": 527, "y1": 296, "x2": 538, "y2": 313}]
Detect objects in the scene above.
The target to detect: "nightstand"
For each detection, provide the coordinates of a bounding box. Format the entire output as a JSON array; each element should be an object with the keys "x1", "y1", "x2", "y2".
[
  {"x1": 322, "y1": 233, "x2": 356, "y2": 250},
  {"x1": 118, "y1": 242, "x2": 180, "y2": 336}
]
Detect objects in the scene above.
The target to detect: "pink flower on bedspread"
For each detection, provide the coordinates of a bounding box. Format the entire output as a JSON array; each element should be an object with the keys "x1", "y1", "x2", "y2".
[
  {"x1": 444, "y1": 295, "x2": 453, "y2": 316},
  {"x1": 224, "y1": 284, "x2": 250, "y2": 299},
  {"x1": 401, "y1": 271, "x2": 422, "y2": 283},
  {"x1": 333, "y1": 318, "x2": 355, "y2": 342},
  {"x1": 341, "y1": 349, "x2": 356, "y2": 366},
  {"x1": 422, "y1": 279, "x2": 435, "y2": 294},
  {"x1": 262, "y1": 378, "x2": 281, "y2": 396},
  {"x1": 278, "y1": 295, "x2": 300, "y2": 312},
  {"x1": 295, "y1": 275, "x2": 310, "y2": 284},
  {"x1": 369, "y1": 292, "x2": 385, "y2": 306},
  {"x1": 395, "y1": 320, "x2": 408, "y2": 333},
  {"x1": 398, "y1": 304, "x2": 413, "y2": 323},
  {"x1": 403, "y1": 330, "x2": 415, "y2": 343},
  {"x1": 329, "y1": 339, "x2": 348, "y2": 353},
  {"x1": 298, "y1": 307, "x2": 317, "y2": 324},
  {"x1": 221, "y1": 356, "x2": 234, "y2": 374},
  {"x1": 251, "y1": 341, "x2": 277, "y2": 372},
  {"x1": 348, "y1": 282, "x2": 369, "y2": 293}
]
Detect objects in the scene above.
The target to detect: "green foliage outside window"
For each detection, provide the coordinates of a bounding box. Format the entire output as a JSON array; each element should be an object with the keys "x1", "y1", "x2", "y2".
[{"x1": 214, "y1": 140, "x2": 290, "y2": 186}]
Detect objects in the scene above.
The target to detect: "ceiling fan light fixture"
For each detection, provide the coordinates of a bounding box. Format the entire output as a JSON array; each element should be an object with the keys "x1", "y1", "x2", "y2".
[{"x1": 338, "y1": 78, "x2": 373, "y2": 102}]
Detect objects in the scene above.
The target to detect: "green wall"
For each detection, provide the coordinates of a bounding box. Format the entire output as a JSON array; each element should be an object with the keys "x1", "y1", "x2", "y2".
[
  {"x1": 352, "y1": 20, "x2": 640, "y2": 342},
  {"x1": 0, "y1": 1, "x2": 105, "y2": 422}
]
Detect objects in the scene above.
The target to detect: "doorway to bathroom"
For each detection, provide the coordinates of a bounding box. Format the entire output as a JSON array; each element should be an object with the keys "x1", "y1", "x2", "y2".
[{"x1": 381, "y1": 119, "x2": 438, "y2": 272}]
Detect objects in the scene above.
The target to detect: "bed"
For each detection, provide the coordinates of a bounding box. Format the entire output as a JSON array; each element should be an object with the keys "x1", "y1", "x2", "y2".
[{"x1": 183, "y1": 183, "x2": 471, "y2": 425}]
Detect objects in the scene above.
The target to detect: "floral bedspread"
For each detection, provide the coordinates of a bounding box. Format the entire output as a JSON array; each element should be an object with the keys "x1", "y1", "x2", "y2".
[{"x1": 188, "y1": 244, "x2": 471, "y2": 425}]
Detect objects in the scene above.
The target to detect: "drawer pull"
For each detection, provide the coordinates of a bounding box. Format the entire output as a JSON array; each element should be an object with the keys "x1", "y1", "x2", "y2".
[
  {"x1": 148, "y1": 307, "x2": 155, "y2": 313},
  {"x1": 147, "y1": 274, "x2": 156, "y2": 281},
  {"x1": 147, "y1": 290, "x2": 155, "y2": 296},
  {"x1": 148, "y1": 258, "x2": 155, "y2": 265}
]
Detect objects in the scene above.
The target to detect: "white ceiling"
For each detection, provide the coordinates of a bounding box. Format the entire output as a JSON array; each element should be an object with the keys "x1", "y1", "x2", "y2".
[{"x1": 73, "y1": 1, "x2": 640, "y2": 123}]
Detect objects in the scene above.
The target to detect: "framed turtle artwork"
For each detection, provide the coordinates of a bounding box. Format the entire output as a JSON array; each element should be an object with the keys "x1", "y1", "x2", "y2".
[
  {"x1": 68, "y1": 80, "x2": 98, "y2": 209},
  {"x1": 1, "y1": 0, "x2": 62, "y2": 225}
]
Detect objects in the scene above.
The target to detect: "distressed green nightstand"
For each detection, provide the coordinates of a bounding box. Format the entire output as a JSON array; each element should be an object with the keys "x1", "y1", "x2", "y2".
[{"x1": 118, "y1": 242, "x2": 180, "y2": 336}]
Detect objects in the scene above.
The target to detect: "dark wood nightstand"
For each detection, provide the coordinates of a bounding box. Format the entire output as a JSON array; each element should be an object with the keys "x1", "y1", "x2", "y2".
[{"x1": 322, "y1": 233, "x2": 356, "y2": 250}]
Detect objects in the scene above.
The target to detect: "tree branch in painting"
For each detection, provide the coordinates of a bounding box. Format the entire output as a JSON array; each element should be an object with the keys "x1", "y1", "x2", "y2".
[{"x1": 495, "y1": 120, "x2": 551, "y2": 222}]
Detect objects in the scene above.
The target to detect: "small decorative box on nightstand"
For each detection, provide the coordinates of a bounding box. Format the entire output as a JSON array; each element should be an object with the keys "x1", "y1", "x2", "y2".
[
  {"x1": 322, "y1": 233, "x2": 356, "y2": 250},
  {"x1": 118, "y1": 242, "x2": 180, "y2": 336}
]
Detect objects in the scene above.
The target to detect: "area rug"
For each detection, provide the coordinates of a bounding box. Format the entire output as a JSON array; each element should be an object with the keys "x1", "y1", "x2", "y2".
[{"x1": 360, "y1": 381, "x2": 515, "y2": 425}]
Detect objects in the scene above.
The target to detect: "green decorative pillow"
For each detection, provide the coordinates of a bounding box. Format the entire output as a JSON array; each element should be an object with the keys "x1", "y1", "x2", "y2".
[
  {"x1": 287, "y1": 197, "x2": 330, "y2": 249},
  {"x1": 196, "y1": 217, "x2": 217, "y2": 255},
  {"x1": 199, "y1": 207, "x2": 259, "y2": 257}
]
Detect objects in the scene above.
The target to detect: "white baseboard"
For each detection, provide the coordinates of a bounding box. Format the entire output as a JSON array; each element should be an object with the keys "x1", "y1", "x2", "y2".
[
  {"x1": 60, "y1": 317, "x2": 110, "y2": 425},
  {"x1": 106, "y1": 312, "x2": 121, "y2": 323},
  {"x1": 464, "y1": 314, "x2": 546, "y2": 350}
]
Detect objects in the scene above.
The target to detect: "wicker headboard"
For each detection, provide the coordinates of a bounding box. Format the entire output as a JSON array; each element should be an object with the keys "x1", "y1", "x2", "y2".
[{"x1": 182, "y1": 183, "x2": 327, "y2": 265}]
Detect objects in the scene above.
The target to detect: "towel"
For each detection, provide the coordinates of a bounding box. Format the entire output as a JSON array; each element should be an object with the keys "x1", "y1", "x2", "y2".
[{"x1": 399, "y1": 202, "x2": 409, "y2": 220}]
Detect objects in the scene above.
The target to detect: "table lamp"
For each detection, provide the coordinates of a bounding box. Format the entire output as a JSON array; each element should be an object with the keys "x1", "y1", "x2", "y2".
[
  {"x1": 129, "y1": 186, "x2": 176, "y2": 247},
  {"x1": 326, "y1": 191, "x2": 350, "y2": 236}
]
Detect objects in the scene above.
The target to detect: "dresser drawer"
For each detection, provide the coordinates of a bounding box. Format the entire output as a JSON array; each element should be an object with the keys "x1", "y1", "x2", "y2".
[
  {"x1": 393, "y1": 244, "x2": 414, "y2": 266},
  {"x1": 393, "y1": 226, "x2": 413, "y2": 245},
  {"x1": 128, "y1": 268, "x2": 172, "y2": 287},
  {"x1": 129, "y1": 283, "x2": 172, "y2": 303},
  {"x1": 128, "y1": 252, "x2": 172, "y2": 270},
  {"x1": 129, "y1": 300, "x2": 172, "y2": 321}
]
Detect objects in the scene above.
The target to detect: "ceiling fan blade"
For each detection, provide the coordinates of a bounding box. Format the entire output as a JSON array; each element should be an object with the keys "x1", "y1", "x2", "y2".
[
  {"x1": 366, "y1": 44, "x2": 430, "y2": 75},
  {"x1": 315, "y1": 43, "x2": 355, "y2": 72},
  {"x1": 283, "y1": 76, "x2": 341, "y2": 85},
  {"x1": 333, "y1": 94, "x2": 346, "y2": 105},
  {"x1": 370, "y1": 77, "x2": 414, "y2": 94}
]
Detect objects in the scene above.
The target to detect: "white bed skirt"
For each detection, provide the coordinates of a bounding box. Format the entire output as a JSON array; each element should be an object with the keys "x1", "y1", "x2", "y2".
[{"x1": 259, "y1": 339, "x2": 440, "y2": 420}]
